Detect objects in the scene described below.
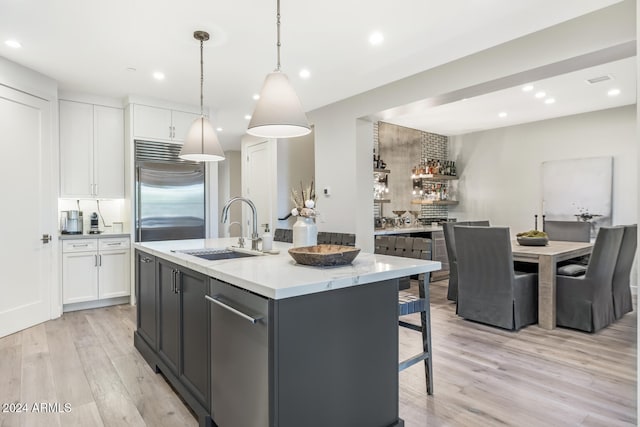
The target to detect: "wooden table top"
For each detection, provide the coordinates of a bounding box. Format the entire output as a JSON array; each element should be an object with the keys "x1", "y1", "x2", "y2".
[{"x1": 511, "y1": 240, "x2": 593, "y2": 263}]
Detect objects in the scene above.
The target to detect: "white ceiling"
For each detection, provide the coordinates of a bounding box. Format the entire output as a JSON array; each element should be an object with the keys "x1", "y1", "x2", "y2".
[
  {"x1": 385, "y1": 56, "x2": 637, "y2": 136},
  {"x1": 0, "y1": 0, "x2": 629, "y2": 150}
]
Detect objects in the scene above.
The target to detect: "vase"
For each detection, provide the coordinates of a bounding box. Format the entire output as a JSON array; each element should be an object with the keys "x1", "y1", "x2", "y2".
[{"x1": 292, "y1": 216, "x2": 318, "y2": 248}]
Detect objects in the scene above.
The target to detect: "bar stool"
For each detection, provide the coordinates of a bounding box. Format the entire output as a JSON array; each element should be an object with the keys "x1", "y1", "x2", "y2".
[{"x1": 375, "y1": 235, "x2": 434, "y2": 394}]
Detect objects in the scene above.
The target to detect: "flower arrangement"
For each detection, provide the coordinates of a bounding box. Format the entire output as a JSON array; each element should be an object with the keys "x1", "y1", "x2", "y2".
[{"x1": 291, "y1": 180, "x2": 316, "y2": 218}]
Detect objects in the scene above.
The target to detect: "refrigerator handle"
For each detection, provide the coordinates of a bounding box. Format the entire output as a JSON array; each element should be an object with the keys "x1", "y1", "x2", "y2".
[{"x1": 136, "y1": 166, "x2": 142, "y2": 242}]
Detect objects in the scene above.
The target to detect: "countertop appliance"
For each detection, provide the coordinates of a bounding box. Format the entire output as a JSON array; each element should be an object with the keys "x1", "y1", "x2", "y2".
[
  {"x1": 135, "y1": 141, "x2": 206, "y2": 242},
  {"x1": 88, "y1": 212, "x2": 101, "y2": 234},
  {"x1": 61, "y1": 210, "x2": 83, "y2": 234}
]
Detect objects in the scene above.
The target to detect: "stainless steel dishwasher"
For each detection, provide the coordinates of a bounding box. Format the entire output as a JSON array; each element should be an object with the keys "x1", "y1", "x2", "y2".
[{"x1": 207, "y1": 279, "x2": 269, "y2": 427}]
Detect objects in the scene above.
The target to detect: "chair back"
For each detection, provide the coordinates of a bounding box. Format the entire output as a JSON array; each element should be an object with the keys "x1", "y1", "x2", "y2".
[
  {"x1": 544, "y1": 220, "x2": 591, "y2": 242},
  {"x1": 612, "y1": 224, "x2": 637, "y2": 317},
  {"x1": 318, "y1": 231, "x2": 356, "y2": 246},
  {"x1": 443, "y1": 221, "x2": 490, "y2": 301},
  {"x1": 273, "y1": 228, "x2": 292, "y2": 243},
  {"x1": 584, "y1": 226, "x2": 625, "y2": 283},
  {"x1": 455, "y1": 226, "x2": 515, "y2": 300}
]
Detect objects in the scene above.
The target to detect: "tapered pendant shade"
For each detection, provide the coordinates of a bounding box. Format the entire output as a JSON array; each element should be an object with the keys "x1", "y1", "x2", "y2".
[
  {"x1": 180, "y1": 116, "x2": 225, "y2": 162},
  {"x1": 247, "y1": 71, "x2": 311, "y2": 138}
]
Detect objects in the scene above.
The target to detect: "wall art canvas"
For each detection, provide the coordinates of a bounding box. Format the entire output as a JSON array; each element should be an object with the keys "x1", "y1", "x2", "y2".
[{"x1": 542, "y1": 156, "x2": 612, "y2": 238}]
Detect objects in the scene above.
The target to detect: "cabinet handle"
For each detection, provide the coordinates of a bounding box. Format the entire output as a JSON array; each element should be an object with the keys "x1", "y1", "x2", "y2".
[
  {"x1": 205, "y1": 295, "x2": 262, "y2": 324},
  {"x1": 94, "y1": 183, "x2": 98, "y2": 196},
  {"x1": 106, "y1": 242, "x2": 121, "y2": 246},
  {"x1": 72, "y1": 243, "x2": 89, "y2": 248},
  {"x1": 175, "y1": 270, "x2": 181, "y2": 293},
  {"x1": 141, "y1": 256, "x2": 153, "y2": 263},
  {"x1": 169, "y1": 125, "x2": 172, "y2": 138},
  {"x1": 171, "y1": 269, "x2": 176, "y2": 293},
  {"x1": 98, "y1": 254, "x2": 102, "y2": 267},
  {"x1": 94, "y1": 254, "x2": 98, "y2": 267}
]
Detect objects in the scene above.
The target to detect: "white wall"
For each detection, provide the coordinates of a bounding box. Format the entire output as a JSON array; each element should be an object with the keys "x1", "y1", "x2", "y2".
[
  {"x1": 217, "y1": 151, "x2": 242, "y2": 237},
  {"x1": 276, "y1": 131, "x2": 315, "y2": 230},
  {"x1": 308, "y1": 1, "x2": 635, "y2": 253},
  {"x1": 448, "y1": 105, "x2": 637, "y2": 232}
]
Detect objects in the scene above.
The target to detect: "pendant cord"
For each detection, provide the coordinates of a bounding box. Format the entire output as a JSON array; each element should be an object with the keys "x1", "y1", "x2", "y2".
[
  {"x1": 199, "y1": 38, "x2": 204, "y2": 116},
  {"x1": 276, "y1": 0, "x2": 281, "y2": 71}
]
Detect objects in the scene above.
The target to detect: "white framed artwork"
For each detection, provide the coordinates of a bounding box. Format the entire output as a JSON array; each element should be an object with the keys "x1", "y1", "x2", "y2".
[{"x1": 542, "y1": 156, "x2": 612, "y2": 237}]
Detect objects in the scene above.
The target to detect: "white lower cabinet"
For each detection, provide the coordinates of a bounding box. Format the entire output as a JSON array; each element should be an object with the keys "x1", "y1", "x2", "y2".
[{"x1": 62, "y1": 237, "x2": 130, "y2": 307}]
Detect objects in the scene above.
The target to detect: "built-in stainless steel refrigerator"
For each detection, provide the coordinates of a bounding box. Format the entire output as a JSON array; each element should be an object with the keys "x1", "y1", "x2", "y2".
[{"x1": 135, "y1": 141, "x2": 205, "y2": 242}]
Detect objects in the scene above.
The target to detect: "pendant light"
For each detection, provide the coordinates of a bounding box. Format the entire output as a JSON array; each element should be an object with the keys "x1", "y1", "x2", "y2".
[
  {"x1": 247, "y1": 0, "x2": 311, "y2": 139},
  {"x1": 180, "y1": 31, "x2": 225, "y2": 162}
]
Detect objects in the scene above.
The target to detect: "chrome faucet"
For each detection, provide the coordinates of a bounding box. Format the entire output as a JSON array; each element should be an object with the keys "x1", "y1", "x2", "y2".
[{"x1": 221, "y1": 197, "x2": 260, "y2": 251}]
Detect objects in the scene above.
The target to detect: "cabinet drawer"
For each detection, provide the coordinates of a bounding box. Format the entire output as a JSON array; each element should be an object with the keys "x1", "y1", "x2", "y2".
[
  {"x1": 62, "y1": 239, "x2": 98, "y2": 253},
  {"x1": 99, "y1": 238, "x2": 130, "y2": 251}
]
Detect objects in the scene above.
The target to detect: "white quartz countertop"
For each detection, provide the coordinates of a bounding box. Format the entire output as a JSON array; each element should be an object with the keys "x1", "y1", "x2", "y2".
[
  {"x1": 134, "y1": 238, "x2": 441, "y2": 300},
  {"x1": 374, "y1": 225, "x2": 442, "y2": 235}
]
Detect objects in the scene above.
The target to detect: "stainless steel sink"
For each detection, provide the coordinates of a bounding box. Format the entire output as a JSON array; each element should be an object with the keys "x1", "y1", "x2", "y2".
[{"x1": 177, "y1": 248, "x2": 259, "y2": 261}]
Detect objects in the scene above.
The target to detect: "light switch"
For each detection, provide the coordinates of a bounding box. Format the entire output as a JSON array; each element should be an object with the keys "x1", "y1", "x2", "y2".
[{"x1": 323, "y1": 187, "x2": 331, "y2": 196}]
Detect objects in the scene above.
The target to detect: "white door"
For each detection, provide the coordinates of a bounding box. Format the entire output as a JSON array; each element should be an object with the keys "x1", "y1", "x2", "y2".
[
  {"x1": 171, "y1": 110, "x2": 200, "y2": 143},
  {"x1": 62, "y1": 252, "x2": 99, "y2": 304},
  {"x1": 0, "y1": 86, "x2": 54, "y2": 338},
  {"x1": 244, "y1": 141, "x2": 273, "y2": 235},
  {"x1": 133, "y1": 104, "x2": 172, "y2": 141},
  {"x1": 98, "y1": 249, "x2": 130, "y2": 299},
  {"x1": 59, "y1": 100, "x2": 94, "y2": 197},
  {"x1": 94, "y1": 105, "x2": 124, "y2": 198}
]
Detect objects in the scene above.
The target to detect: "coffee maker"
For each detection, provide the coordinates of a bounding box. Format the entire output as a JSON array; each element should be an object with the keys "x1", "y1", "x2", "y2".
[
  {"x1": 61, "y1": 210, "x2": 83, "y2": 234},
  {"x1": 89, "y1": 212, "x2": 101, "y2": 234}
]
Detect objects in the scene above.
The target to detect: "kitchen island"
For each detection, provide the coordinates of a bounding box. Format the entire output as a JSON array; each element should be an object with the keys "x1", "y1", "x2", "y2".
[{"x1": 133, "y1": 238, "x2": 440, "y2": 427}]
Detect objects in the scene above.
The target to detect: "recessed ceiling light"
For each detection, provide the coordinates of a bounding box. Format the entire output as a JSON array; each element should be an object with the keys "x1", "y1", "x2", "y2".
[
  {"x1": 534, "y1": 91, "x2": 546, "y2": 99},
  {"x1": 5, "y1": 39, "x2": 21, "y2": 49},
  {"x1": 607, "y1": 88, "x2": 621, "y2": 97},
  {"x1": 522, "y1": 85, "x2": 534, "y2": 92},
  {"x1": 153, "y1": 71, "x2": 165, "y2": 81},
  {"x1": 216, "y1": 127, "x2": 223, "y2": 132},
  {"x1": 244, "y1": 115, "x2": 251, "y2": 120},
  {"x1": 498, "y1": 112, "x2": 507, "y2": 118},
  {"x1": 544, "y1": 98, "x2": 556, "y2": 104},
  {"x1": 252, "y1": 94, "x2": 260, "y2": 100},
  {"x1": 299, "y1": 68, "x2": 311, "y2": 79},
  {"x1": 369, "y1": 31, "x2": 384, "y2": 46}
]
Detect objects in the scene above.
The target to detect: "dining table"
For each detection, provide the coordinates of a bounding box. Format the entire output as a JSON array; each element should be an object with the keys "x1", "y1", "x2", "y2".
[{"x1": 511, "y1": 240, "x2": 593, "y2": 330}]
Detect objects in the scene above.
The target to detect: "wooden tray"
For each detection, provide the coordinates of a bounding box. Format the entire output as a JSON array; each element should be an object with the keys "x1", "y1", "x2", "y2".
[{"x1": 288, "y1": 244, "x2": 361, "y2": 266}]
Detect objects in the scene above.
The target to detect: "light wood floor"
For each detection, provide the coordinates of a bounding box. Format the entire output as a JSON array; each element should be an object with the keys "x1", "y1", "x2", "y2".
[{"x1": 0, "y1": 281, "x2": 635, "y2": 427}]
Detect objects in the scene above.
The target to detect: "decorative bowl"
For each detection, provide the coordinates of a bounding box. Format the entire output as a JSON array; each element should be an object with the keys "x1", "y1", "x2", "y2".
[
  {"x1": 288, "y1": 244, "x2": 361, "y2": 266},
  {"x1": 517, "y1": 236, "x2": 549, "y2": 246}
]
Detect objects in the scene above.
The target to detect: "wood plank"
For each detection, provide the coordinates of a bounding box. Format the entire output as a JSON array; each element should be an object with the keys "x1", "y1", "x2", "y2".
[
  {"x1": 0, "y1": 344, "x2": 22, "y2": 427},
  {"x1": 44, "y1": 316, "x2": 94, "y2": 407}
]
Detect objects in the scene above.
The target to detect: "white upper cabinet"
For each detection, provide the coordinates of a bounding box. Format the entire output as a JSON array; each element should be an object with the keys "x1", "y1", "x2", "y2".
[
  {"x1": 59, "y1": 100, "x2": 124, "y2": 198},
  {"x1": 133, "y1": 104, "x2": 199, "y2": 143}
]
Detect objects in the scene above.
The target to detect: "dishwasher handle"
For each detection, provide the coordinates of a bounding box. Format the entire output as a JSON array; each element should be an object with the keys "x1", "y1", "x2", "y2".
[{"x1": 205, "y1": 295, "x2": 263, "y2": 324}]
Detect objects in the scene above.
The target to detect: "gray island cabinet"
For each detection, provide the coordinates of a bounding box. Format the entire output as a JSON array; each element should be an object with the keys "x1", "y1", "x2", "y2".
[{"x1": 133, "y1": 238, "x2": 440, "y2": 427}]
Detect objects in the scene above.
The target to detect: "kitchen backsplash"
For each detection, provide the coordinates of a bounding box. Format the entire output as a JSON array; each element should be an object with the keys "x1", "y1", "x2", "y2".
[{"x1": 58, "y1": 198, "x2": 127, "y2": 233}]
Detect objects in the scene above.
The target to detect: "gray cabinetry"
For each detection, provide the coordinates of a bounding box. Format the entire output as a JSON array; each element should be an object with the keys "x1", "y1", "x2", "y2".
[
  {"x1": 134, "y1": 256, "x2": 211, "y2": 427},
  {"x1": 136, "y1": 254, "x2": 403, "y2": 427},
  {"x1": 179, "y1": 268, "x2": 210, "y2": 406},
  {"x1": 157, "y1": 259, "x2": 180, "y2": 373},
  {"x1": 135, "y1": 250, "x2": 156, "y2": 349}
]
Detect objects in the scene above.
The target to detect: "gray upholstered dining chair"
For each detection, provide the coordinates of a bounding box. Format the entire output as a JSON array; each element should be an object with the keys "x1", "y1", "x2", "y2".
[
  {"x1": 612, "y1": 224, "x2": 637, "y2": 320},
  {"x1": 544, "y1": 220, "x2": 591, "y2": 242},
  {"x1": 442, "y1": 220, "x2": 490, "y2": 302},
  {"x1": 556, "y1": 226, "x2": 625, "y2": 332},
  {"x1": 454, "y1": 226, "x2": 538, "y2": 330}
]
